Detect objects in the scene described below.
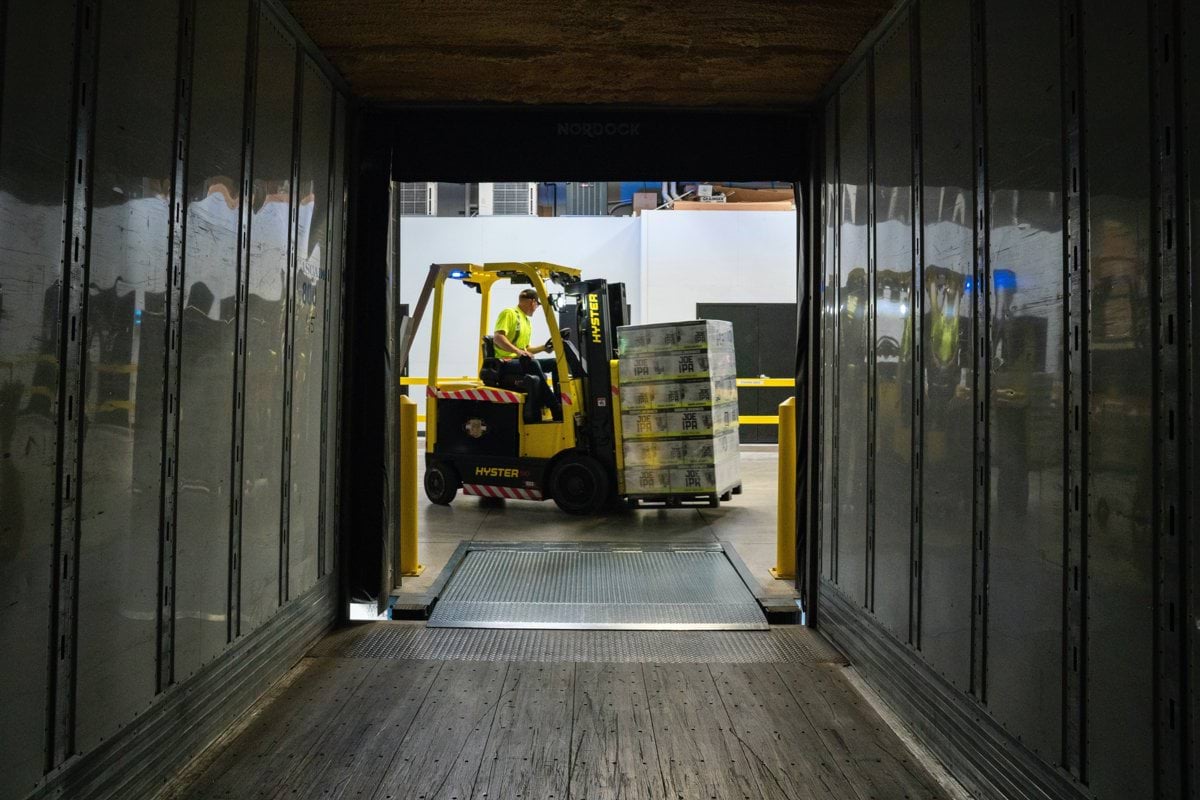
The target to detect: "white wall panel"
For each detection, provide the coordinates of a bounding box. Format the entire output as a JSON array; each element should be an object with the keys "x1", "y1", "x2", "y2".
[
  {"x1": 399, "y1": 217, "x2": 642, "y2": 418},
  {"x1": 640, "y1": 210, "x2": 797, "y2": 324},
  {"x1": 399, "y1": 211, "x2": 798, "y2": 422}
]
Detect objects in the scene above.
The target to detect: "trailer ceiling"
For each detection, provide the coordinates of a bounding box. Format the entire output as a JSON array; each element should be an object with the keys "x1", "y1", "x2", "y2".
[{"x1": 282, "y1": 0, "x2": 895, "y2": 106}]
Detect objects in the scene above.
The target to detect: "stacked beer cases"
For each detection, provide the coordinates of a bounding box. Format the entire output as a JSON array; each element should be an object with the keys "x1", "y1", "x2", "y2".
[{"x1": 616, "y1": 320, "x2": 741, "y2": 505}]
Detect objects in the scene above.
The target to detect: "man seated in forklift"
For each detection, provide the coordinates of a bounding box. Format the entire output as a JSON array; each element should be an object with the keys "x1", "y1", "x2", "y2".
[
  {"x1": 492, "y1": 288, "x2": 549, "y2": 359},
  {"x1": 487, "y1": 288, "x2": 561, "y2": 423}
]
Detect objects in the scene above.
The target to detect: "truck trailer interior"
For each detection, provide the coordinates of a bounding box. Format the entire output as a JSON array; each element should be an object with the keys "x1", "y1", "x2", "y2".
[{"x1": 0, "y1": 1, "x2": 1196, "y2": 799}]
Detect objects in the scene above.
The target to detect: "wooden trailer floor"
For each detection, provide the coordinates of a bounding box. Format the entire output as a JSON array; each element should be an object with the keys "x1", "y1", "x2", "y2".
[{"x1": 161, "y1": 623, "x2": 952, "y2": 800}]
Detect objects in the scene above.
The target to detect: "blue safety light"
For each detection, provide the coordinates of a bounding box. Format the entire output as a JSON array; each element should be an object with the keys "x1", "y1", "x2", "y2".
[
  {"x1": 134, "y1": 308, "x2": 142, "y2": 326},
  {"x1": 993, "y1": 269, "x2": 1017, "y2": 292},
  {"x1": 448, "y1": 268, "x2": 468, "y2": 279}
]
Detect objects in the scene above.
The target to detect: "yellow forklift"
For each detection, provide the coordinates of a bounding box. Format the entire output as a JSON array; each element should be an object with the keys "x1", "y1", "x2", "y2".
[{"x1": 399, "y1": 262, "x2": 630, "y2": 514}]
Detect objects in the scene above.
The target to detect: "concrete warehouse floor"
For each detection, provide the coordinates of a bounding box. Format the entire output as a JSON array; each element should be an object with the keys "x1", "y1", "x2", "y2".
[{"x1": 394, "y1": 446, "x2": 793, "y2": 607}]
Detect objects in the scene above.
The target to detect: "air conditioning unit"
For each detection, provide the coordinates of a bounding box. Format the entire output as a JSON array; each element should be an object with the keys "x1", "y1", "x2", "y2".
[
  {"x1": 397, "y1": 182, "x2": 437, "y2": 216},
  {"x1": 478, "y1": 182, "x2": 537, "y2": 216},
  {"x1": 565, "y1": 182, "x2": 608, "y2": 215}
]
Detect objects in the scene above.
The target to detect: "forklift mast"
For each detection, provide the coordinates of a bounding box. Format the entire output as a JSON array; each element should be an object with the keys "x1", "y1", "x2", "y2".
[{"x1": 563, "y1": 279, "x2": 629, "y2": 481}]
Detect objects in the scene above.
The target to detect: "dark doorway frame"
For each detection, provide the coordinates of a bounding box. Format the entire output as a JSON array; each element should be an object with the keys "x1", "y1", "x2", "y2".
[{"x1": 340, "y1": 104, "x2": 822, "y2": 620}]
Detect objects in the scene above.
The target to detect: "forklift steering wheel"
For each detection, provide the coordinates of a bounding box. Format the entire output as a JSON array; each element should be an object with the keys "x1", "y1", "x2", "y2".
[{"x1": 546, "y1": 328, "x2": 570, "y2": 353}]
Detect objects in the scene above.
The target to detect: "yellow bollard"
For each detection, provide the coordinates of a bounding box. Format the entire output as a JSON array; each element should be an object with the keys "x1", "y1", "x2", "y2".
[
  {"x1": 399, "y1": 395, "x2": 424, "y2": 576},
  {"x1": 771, "y1": 396, "x2": 796, "y2": 580}
]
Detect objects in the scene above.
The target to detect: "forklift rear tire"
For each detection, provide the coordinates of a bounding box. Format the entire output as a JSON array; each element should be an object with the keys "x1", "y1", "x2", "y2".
[
  {"x1": 424, "y1": 462, "x2": 459, "y2": 505},
  {"x1": 549, "y1": 453, "x2": 609, "y2": 515}
]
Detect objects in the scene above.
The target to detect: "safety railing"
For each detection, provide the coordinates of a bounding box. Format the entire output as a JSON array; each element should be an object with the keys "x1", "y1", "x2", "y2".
[
  {"x1": 397, "y1": 396, "x2": 424, "y2": 577},
  {"x1": 772, "y1": 396, "x2": 796, "y2": 580}
]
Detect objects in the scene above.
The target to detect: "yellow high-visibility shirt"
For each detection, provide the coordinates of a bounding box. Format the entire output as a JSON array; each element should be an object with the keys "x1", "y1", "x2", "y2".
[{"x1": 494, "y1": 306, "x2": 532, "y2": 358}]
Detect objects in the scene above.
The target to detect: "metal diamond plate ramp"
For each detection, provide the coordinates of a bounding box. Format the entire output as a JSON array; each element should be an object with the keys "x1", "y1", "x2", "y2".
[{"x1": 426, "y1": 549, "x2": 768, "y2": 630}]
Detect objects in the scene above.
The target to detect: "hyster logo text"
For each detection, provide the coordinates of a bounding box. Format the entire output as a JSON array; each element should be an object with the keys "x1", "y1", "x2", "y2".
[
  {"x1": 588, "y1": 293, "x2": 602, "y2": 344},
  {"x1": 475, "y1": 467, "x2": 520, "y2": 478}
]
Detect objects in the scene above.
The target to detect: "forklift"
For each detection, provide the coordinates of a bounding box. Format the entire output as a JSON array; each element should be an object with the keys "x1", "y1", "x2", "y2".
[{"x1": 398, "y1": 262, "x2": 631, "y2": 514}]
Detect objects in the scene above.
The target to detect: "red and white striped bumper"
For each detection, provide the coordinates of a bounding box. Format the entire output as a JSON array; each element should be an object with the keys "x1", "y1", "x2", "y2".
[
  {"x1": 462, "y1": 484, "x2": 544, "y2": 501},
  {"x1": 428, "y1": 386, "x2": 523, "y2": 403}
]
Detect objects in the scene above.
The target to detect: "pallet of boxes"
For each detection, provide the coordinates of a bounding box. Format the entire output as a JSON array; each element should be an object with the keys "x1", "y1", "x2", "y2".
[{"x1": 616, "y1": 320, "x2": 742, "y2": 508}]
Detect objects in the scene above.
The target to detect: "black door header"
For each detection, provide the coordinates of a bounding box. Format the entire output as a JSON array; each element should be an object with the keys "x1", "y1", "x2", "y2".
[{"x1": 371, "y1": 105, "x2": 810, "y2": 182}]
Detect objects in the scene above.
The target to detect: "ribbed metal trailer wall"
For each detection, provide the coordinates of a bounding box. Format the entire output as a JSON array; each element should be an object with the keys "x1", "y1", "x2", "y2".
[
  {"x1": 4, "y1": 1, "x2": 1194, "y2": 798},
  {"x1": 0, "y1": 1, "x2": 350, "y2": 798},
  {"x1": 810, "y1": 1, "x2": 1197, "y2": 798}
]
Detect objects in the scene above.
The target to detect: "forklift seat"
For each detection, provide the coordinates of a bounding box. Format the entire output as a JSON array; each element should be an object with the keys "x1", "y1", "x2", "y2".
[{"x1": 479, "y1": 356, "x2": 561, "y2": 424}]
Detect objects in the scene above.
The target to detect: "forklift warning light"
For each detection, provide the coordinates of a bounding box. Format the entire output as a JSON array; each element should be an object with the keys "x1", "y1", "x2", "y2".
[{"x1": 449, "y1": 268, "x2": 468, "y2": 279}]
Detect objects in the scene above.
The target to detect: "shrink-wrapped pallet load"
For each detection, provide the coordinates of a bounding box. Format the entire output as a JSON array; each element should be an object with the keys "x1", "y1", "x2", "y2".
[{"x1": 616, "y1": 320, "x2": 741, "y2": 502}]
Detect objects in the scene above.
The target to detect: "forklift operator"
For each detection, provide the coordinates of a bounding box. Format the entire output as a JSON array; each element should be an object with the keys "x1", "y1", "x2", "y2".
[{"x1": 493, "y1": 288, "x2": 550, "y2": 359}]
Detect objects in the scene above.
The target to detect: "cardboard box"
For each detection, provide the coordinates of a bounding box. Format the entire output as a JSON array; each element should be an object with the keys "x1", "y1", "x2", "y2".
[
  {"x1": 623, "y1": 460, "x2": 740, "y2": 496},
  {"x1": 709, "y1": 184, "x2": 795, "y2": 203},
  {"x1": 621, "y1": 404, "x2": 739, "y2": 439},
  {"x1": 618, "y1": 377, "x2": 738, "y2": 411},
  {"x1": 632, "y1": 191, "x2": 659, "y2": 215},
  {"x1": 618, "y1": 319, "x2": 735, "y2": 356},
  {"x1": 618, "y1": 351, "x2": 736, "y2": 383},
  {"x1": 615, "y1": 318, "x2": 742, "y2": 497},
  {"x1": 622, "y1": 467, "x2": 673, "y2": 495},
  {"x1": 622, "y1": 429, "x2": 740, "y2": 468},
  {"x1": 671, "y1": 199, "x2": 794, "y2": 212}
]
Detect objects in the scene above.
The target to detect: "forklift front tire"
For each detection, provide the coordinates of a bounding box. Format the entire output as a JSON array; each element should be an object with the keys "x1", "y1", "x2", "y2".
[
  {"x1": 549, "y1": 453, "x2": 610, "y2": 515},
  {"x1": 424, "y1": 462, "x2": 459, "y2": 505}
]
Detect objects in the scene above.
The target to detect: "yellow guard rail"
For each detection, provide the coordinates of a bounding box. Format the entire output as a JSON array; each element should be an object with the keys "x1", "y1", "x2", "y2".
[
  {"x1": 770, "y1": 396, "x2": 797, "y2": 580},
  {"x1": 400, "y1": 376, "x2": 794, "y2": 425},
  {"x1": 397, "y1": 396, "x2": 423, "y2": 576}
]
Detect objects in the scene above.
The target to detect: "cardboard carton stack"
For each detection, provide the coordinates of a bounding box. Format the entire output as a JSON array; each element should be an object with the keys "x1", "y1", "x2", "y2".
[{"x1": 617, "y1": 320, "x2": 741, "y2": 499}]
